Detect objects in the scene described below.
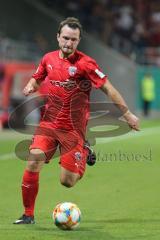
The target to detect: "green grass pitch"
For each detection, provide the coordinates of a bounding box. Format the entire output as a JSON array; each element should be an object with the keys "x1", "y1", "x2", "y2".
[{"x1": 0, "y1": 119, "x2": 160, "y2": 240}]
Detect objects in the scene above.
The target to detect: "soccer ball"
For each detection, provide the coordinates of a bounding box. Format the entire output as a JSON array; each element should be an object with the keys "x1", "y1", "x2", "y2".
[{"x1": 52, "y1": 202, "x2": 81, "y2": 230}]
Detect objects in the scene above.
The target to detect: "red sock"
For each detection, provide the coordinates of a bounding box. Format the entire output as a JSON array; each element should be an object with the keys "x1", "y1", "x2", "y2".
[{"x1": 21, "y1": 170, "x2": 39, "y2": 216}]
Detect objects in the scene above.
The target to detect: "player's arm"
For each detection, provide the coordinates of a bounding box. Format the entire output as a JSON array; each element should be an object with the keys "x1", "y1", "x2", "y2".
[
  {"x1": 23, "y1": 77, "x2": 41, "y2": 96},
  {"x1": 23, "y1": 55, "x2": 47, "y2": 96},
  {"x1": 100, "y1": 79, "x2": 140, "y2": 131}
]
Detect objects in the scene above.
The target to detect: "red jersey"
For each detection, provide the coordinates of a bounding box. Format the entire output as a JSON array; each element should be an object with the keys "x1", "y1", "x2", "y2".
[{"x1": 32, "y1": 50, "x2": 107, "y2": 134}]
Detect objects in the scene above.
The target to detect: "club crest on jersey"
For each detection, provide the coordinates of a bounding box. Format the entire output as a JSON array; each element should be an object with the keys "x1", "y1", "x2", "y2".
[
  {"x1": 75, "y1": 152, "x2": 82, "y2": 161},
  {"x1": 68, "y1": 66, "x2": 77, "y2": 76}
]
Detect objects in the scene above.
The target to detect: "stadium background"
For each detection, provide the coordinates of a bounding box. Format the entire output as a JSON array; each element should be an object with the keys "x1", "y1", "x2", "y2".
[{"x1": 0, "y1": 1, "x2": 159, "y2": 240}]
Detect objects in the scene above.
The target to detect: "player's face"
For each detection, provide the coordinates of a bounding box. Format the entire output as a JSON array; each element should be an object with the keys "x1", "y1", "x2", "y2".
[{"x1": 57, "y1": 25, "x2": 81, "y2": 57}]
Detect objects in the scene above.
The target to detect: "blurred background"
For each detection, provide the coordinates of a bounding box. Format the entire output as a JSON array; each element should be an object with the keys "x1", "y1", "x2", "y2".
[
  {"x1": 0, "y1": 3, "x2": 160, "y2": 239},
  {"x1": 0, "y1": 0, "x2": 160, "y2": 129}
]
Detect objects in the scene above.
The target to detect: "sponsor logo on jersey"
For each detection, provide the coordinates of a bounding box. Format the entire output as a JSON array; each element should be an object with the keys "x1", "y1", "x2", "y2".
[
  {"x1": 68, "y1": 66, "x2": 77, "y2": 76},
  {"x1": 75, "y1": 151, "x2": 82, "y2": 161},
  {"x1": 50, "y1": 79, "x2": 76, "y2": 89},
  {"x1": 95, "y1": 69, "x2": 105, "y2": 79}
]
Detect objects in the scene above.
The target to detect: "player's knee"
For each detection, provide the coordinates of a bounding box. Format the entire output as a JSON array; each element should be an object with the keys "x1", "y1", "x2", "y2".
[
  {"x1": 60, "y1": 178, "x2": 75, "y2": 188},
  {"x1": 30, "y1": 149, "x2": 46, "y2": 158},
  {"x1": 29, "y1": 149, "x2": 46, "y2": 162},
  {"x1": 27, "y1": 149, "x2": 46, "y2": 171},
  {"x1": 27, "y1": 160, "x2": 40, "y2": 171}
]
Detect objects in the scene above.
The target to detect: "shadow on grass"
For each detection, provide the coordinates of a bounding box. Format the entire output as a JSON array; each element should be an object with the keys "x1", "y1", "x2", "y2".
[
  {"x1": 32, "y1": 225, "x2": 102, "y2": 232},
  {"x1": 2, "y1": 220, "x2": 160, "y2": 240},
  {"x1": 32, "y1": 225, "x2": 115, "y2": 240},
  {"x1": 83, "y1": 218, "x2": 160, "y2": 224}
]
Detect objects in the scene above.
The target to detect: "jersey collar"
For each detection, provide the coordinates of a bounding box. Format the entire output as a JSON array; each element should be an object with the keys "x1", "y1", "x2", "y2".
[{"x1": 58, "y1": 50, "x2": 79, "y2": 64}]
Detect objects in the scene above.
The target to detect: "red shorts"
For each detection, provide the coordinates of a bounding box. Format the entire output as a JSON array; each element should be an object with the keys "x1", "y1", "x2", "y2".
[{"x1": 30, "y1": 122, "x2": 88, "y2": 177}]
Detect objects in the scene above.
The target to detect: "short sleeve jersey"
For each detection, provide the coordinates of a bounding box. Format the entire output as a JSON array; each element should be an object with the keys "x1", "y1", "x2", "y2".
[{"x1": 32, "y1": 50, "x2": 108, "y2": 134}]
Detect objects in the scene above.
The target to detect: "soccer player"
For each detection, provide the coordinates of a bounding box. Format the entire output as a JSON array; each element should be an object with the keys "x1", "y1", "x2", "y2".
[{"x1": 14, "y1": 17, "x2": 139, "y2": 224}]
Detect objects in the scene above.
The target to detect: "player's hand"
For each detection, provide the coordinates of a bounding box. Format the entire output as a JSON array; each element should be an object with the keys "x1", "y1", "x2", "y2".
[
  {"x1": 23, "y1": 84, "x2": 36, "y2": 96},
  {"x1": 23, "y1": 78, "x2": 39, "y2": 96},
  {"x1": 123, "y1": 110, "x2": 140, "y2": 131}
]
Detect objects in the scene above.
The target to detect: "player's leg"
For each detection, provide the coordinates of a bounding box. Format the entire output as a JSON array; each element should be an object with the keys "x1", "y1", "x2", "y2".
[
  {"x1": 58, "y1": 130, "x2": 88, "y2": 188},
  {"x1": 26, "y1": 148, "x2": 46, "y2": 171},
  {"x1": 14, "y1": 130, "x2": 58, "y2": 224},
  {"x1": 22, "y1": 148, "x2": 46, "y2": 215},
  {"x1": 60, "y1": 142, "x2": 96, "y2": 188},
  {"x1": 60, "y1": 166, "x2": 81, "y2": 188},
  {"x1": 14, "y1": 148, "x2": 46, "y2": 224}
]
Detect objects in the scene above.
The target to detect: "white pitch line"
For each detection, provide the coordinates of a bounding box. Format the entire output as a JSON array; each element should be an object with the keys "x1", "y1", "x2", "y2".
[
  {"x1": 0, "y1": 152, "x2": 16, "y2": 161},
  {"x1": 0, "y1": 126, "x2": 159, "y2": 161},
  {"x1": 96, "y1": 126, "x2": 160, "y2": 144}
]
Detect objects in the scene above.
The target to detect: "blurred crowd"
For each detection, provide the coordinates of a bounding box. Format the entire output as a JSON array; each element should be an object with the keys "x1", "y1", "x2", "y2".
[
  {"x1": 40, "y1": 0, "x2": 160, "y2": 63},
  {"x1": 1, "y1": 0, "x2": 160, "y2": 63}
]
